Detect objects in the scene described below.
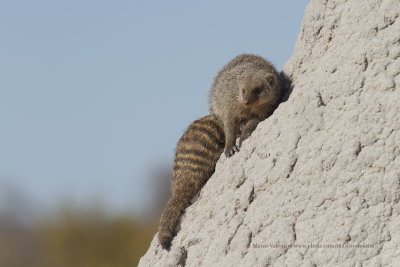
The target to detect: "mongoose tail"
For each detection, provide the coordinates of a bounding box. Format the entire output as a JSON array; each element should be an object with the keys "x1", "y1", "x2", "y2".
[{"x1": 158, "y1": 115, "x2": 225, "y2": 249}]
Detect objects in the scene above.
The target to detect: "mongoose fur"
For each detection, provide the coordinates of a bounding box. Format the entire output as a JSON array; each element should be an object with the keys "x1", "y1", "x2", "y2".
[
  {"x1": 209, "y1": 53, "x2": 282, "y2": 157},
  {"x1": 158, "y1": 114, "x2": 225, "y2": 250}
]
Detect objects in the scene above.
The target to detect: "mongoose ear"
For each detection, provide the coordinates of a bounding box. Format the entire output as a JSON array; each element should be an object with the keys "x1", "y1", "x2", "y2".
[{"x1": 265, "y1": 73, "x2": 278, "y2": 89}]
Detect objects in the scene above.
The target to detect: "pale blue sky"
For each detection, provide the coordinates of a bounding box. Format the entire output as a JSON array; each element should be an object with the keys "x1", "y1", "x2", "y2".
[{"x1": 0, "y1": 1, "x2": 309, "y2": 215}]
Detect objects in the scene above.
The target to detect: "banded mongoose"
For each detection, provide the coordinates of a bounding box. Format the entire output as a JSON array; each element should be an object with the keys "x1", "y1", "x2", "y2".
[
  {"x1": 209, "y1": 53, "x2": 282, "y2": 157},
  {"x1": 158, "y1": 114, "x2": 225, "y2": 250}
]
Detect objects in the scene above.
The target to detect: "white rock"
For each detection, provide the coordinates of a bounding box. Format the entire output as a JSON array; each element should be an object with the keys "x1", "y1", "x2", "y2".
[{"x1": 139, "y1": 0, "x2": 400, "y2": 265}]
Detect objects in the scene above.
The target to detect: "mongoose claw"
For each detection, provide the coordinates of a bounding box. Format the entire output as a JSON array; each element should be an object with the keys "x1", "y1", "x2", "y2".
[{"x1": 225, "y1": 144, "x2": 239, "y2": 157}]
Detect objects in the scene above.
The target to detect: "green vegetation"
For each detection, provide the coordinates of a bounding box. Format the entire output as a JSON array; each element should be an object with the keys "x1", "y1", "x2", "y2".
[{"x1": 0, "y1": 206, "x2": 157, "y2": 267}]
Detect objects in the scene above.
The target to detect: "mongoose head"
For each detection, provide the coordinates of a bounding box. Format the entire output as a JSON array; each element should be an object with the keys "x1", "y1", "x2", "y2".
[{"x1": 238, "y1": 70, "x2": 278, "y2": 108}]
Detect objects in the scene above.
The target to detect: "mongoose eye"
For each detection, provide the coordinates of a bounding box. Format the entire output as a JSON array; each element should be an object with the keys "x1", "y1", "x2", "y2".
[
  {"x1": 253, "y1": 87, "x2": 262, "y2": 94},
  {"x1": 242, "y1": 88, "x2": 245, "y2": 94}
]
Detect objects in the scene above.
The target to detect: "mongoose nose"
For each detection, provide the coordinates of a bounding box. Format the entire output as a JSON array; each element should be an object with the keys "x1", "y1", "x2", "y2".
[{"x1": 242, "y1": 100, "x2": 249, "y2": 106}]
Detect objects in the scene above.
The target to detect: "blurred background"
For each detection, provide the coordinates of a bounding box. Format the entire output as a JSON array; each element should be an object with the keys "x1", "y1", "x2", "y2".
[{"x1": 0, "y1": 0, "x2": 308, "y2": 266}]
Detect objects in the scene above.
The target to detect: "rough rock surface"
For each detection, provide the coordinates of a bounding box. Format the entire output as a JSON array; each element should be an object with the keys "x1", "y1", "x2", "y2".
[{"x1": 139, "y1": 0, "x2": 400, "y2": 266}]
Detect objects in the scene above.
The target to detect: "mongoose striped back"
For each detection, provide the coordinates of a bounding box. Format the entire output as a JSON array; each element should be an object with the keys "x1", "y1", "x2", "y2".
[{"x1": 158, "y1": 114, "x2": 225, "y2": 249}]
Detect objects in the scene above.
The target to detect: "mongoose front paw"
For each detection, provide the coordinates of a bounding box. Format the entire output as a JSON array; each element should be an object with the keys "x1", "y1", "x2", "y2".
[
  {"x1": 225, "y1": 144, "x2": 239, "y2": 157},
  {"x1": 239, "y1": 132, "x2": 252, "y2": 147}
]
